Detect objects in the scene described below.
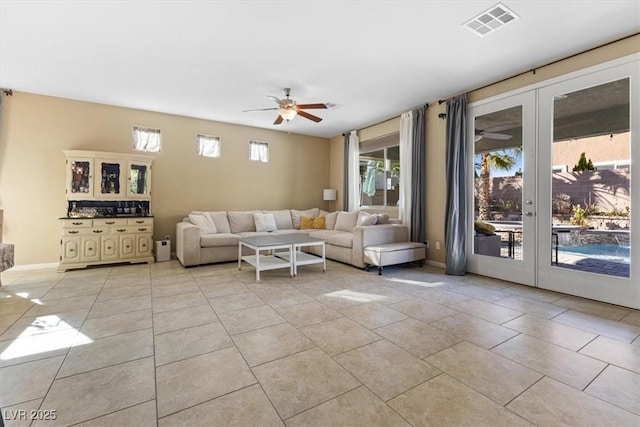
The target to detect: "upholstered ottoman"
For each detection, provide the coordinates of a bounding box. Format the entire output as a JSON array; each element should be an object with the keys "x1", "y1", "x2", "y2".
[{"x1": 364, "y1": 242, "x2": 426, "y2": 275}]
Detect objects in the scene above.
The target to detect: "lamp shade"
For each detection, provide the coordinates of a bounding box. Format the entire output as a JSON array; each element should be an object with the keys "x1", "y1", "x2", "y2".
[
  {"x1": 279, "y1": 107, "x2": 297, "y2": 121},
  {"x1": 323, "y1": 189, "x2": 337, "y2": 201}
]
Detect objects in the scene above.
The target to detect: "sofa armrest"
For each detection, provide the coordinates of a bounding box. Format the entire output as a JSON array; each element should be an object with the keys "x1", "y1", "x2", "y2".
[
  {"x1": 351, "y1": 224, "x2": 409, "y2": 267},
  {"x1": 176, "y1": 221, "x2": 201, "y2": 266}
]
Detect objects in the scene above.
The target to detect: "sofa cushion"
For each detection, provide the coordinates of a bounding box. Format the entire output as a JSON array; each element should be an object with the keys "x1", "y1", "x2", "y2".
[
  {"x1": 228, "y1": 211, "x2": 258, "y2": 233},
  {"x1": 254, "y1": 213, "x2": 277, "y2": 232},
  {"x1": 264, "y1": 210, "x2": 294, "y2": 230},
  {"x1": 375, "y1": 213, "x2": 390, "y2": 224},
  {"x1": 326, "y1": 232, "x2": 354, "y2": 249},
  {"x1": 236, "y1": 231, "x2": 274, "y2": 238},
  {"x1": 205, "y1": 211, "x2": 231, "y2": 234},
  {"x1": 200, "y1": 233, "x2": 239, "y2": 247},
  {"x1": 324, "y1": 211, "x2": 338, "y2": 230},
  {"x1": 291, "y1": 208, "x2": 319, "y2": 229},
  {"x1": 307, "y1": 229, "x2": 342, "y2": 240},
  {"x1": 334, "y1": 211, "x2": 359, "y2": 232},
  {"x1": 189, "y1": 213, "x2": 217, "y2": 234},
  {"x1": 358, "y1": 211, "x2": 377, "y2": 226}
]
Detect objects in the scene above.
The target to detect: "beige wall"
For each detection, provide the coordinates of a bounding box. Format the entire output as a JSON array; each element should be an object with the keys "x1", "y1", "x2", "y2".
[
  {"x1": 329, "y1": 35, "x2": 639, "y2": 266},
  {"x1": 553, "y1": 133, "x2": 630, "y2": 170},
  {"x1": 0, "y1": 92, "x2": 329, "y2": 265}
]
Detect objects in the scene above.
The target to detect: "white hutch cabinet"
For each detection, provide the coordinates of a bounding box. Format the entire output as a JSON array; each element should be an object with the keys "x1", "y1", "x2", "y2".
[{"x1": 59, "y1": 151, "x2": 154, "y2": 272}]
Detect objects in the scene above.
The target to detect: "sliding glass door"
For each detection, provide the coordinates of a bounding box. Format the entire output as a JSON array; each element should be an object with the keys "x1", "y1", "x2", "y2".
[{"x1": 467, "y1": 57, "x2": 639, "y2": 309}]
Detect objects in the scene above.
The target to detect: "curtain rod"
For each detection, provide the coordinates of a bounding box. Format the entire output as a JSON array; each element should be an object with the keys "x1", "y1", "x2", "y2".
[
  {"x1": 342, "y1": 103, "x2": 428, "y2": 136},
  {"x1": 437, "y1": 32, "x2": 639, "y2": 105}
]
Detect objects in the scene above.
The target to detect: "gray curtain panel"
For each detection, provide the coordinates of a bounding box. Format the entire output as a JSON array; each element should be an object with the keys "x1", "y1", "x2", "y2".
[
  {"x1": 410, "y1": 105, "x2": 426, "y2": 243},
  {"x1": 343, "y1": 133, "x2": 350, "y2": 210},
  {"x1": 445, "y1": 94, "x2": 467, "y2": 275}
]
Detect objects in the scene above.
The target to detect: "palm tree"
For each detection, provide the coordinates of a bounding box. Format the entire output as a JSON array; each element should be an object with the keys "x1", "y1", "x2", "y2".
[{"x1": 476, "y1": 149, "x2": 520, "y2": 220}]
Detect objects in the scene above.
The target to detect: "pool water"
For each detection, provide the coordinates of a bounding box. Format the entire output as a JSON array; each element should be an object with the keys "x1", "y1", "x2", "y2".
[{"x1": 558, "y1": 244, "x2": 630, "y2": 264}]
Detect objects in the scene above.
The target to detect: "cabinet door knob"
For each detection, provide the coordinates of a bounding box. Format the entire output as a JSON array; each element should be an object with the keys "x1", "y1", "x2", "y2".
[
  {"x1": 138, "y1": 228, "x2": 147, "y2": 232},
  {"x1": 106, "y1": 221, "x2": 115, "y2": 224},
  {"x1": 117, "y1": 229, "x2": 126, "y2": 232},
  {"x1": 69, "y1": 249, "x2": 75, "y2": 252},
  {"x1": 93, "y1": 230, "x2": 103, "y2": 233},
  {"x1": 136, "y1": 220, "x2": 144, "y2": 223},
  {"x1": 69, "y1": 230, "x2": 79, "y2": 234},
  {"x1": 72, "y1": 221, "x2": 83, "y2": 225}
]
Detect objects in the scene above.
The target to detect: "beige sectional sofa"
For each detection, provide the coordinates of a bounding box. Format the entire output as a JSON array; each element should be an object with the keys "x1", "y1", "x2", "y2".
[{"x1": 176, "y1": 208, "x2": 409, "y2": 268}]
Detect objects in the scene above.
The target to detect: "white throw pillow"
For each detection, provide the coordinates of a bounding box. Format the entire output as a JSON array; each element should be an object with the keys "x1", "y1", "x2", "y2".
[
  {"x1": 253, "y1": 213, "x2": 277, "y2": 232},
  {"x1": 375, "y1": 213, "x2": 391, "y2": 224},
  {"x1": 188, "y1": 213, "x2": 217, "y2": 234},
  {"x1": 358, "y1": 211, "x2": 378, "y2": 226}
]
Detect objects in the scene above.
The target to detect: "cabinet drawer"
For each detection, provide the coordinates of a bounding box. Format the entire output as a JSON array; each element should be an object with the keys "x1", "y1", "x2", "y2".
[
  {"x1": 61, "y1": 219, "x2": 93, "y2": 228},
  {"x1": 62, "y1": 228, "x2": 108, "y2": 236},
  {"x1": 127, "y1": 218, "x2": 153, "y2": 226},
  {"x1": 112, "y1": 226, "x2": 152, "y2": 234},
  {"x1": 93, "y1": 218, "x2": 128, "y2": 227}
]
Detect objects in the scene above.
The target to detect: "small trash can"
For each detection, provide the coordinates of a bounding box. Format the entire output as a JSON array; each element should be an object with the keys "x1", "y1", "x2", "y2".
[{"x1": 155, "y1": 240, "x2": 171, "y2": 262}]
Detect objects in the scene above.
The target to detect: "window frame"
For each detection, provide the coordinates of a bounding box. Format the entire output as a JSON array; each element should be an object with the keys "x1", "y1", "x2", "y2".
[
  {"x1": 197, "y1": 134, "x2": 221, "y2": 158},
  {"x1": 359, "y1": 144, "x2": 400, "y2": 209},
  {"x1": 132, "y1": 126, "x2": 161, "y2": 153},
  {"x1": 249, "y1": 140, "x2": 269, "y2": 163}
]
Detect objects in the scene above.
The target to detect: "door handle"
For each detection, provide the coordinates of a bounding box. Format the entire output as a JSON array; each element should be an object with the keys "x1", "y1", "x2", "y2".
[{"x1": 524, "y1": 211, "x2": 534, "y2": 217}]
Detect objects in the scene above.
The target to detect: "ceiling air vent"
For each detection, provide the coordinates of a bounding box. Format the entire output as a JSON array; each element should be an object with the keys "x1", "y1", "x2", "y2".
[{"x1": 464, "y1": 3, "x2": 519, "y2": 37}]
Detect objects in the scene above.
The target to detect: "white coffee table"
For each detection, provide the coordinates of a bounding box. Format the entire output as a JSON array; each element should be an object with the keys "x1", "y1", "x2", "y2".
[
  {"x1": 274, "y1": 234, "x2": 326, "y2": 276},
  {"x1": 238, "y1": 236, "x2": 293, "y2": 281}
]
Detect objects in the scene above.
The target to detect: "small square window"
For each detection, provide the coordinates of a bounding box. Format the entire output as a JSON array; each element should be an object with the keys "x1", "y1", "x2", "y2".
[
  {"x1": 197, "y1": 134, "x2": 221, "y2": 158},
  {"x1": 133, "y1": 126, "x2": 161, "y2": 152},
  {"x1": 249, "y1": 140, "x2": 269, "y2": 163}
]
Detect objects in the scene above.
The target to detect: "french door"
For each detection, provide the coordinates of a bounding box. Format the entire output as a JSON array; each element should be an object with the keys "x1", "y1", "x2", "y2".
[
  {"x1": 467, "y1": 57, "x2": 639, "y2": 309},
  {"x1": 537, "y1": 61, "x2": 638, "y2": 308},
  {"x1": 466, "y1": 91, "x2": 537, "y2": 286}
]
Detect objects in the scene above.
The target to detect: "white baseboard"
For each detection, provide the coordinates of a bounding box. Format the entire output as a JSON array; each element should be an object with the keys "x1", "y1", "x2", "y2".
[
  {"x1": 8, "y1": 262, "x2": 59, "y2": 272},
  {"x1": 426, "y1": 259, "x2": 446, "y2": 269}
]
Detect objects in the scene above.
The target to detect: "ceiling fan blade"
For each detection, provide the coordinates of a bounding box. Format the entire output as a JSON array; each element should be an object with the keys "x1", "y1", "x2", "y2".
[
  {"x1": 243, "y1": 107, "x2": 279, "y2": 112},
  {"x1": 267, "y1": 96, "x2": 282, "y2": 105},
  {"x1": 297, "y1": 110, "x2": 323, "y2": 123},
  {"x1": 484, "y1": 123, "x2": 520, "y2": 132},
  {"x1": 296, "y1": 103, "x2": 327, "y2": 110},
  {"x1": 482, "y1": 132, "x2": 512, "y2": 140},
  {"x1": 273, "y1": 115, "x2": 284, "y2": 125}
]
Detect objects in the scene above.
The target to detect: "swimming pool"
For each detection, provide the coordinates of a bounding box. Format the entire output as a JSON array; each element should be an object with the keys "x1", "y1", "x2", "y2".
[{"x1": 558, "y1": 244, "x2": 630, "y2": 264}]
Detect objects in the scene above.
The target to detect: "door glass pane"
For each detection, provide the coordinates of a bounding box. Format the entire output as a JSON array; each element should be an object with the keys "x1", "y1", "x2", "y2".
[
  {"x1": 130, "y1": 164, "x2": 148, "y2": 195},
  {"x1": 473, "y1": 105, "x2": 523, "y2": 259},
  {"x1": 551, "y1": 78, "x2": 630, "y2": 278},
  {"x1": 70, "y1": 161, "x2": 91, "y2": 193},
  {"x1": 100, "y1": 162, "x2": 121, "y2": 194}
]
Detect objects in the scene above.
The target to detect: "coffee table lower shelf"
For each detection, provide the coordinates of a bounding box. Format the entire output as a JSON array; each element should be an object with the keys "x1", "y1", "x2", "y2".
[{"x1": 276, "y1": 251, "x2": 326, "y2": 276}]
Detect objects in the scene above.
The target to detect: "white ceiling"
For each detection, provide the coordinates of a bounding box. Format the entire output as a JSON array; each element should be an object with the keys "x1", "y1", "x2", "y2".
[{"x1": 1, "y1": 1, "x2": 638, "y2": 139}]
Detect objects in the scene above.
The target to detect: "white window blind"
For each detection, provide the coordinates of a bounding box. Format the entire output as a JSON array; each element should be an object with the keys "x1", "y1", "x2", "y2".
[
  {"x1": 133, "y1": 126, "x2": 161, "y2": 152},
  {"x1": 249, "y1": 141, "x2": 269, "y2": 162},
  {"x1": 197, "y1": 134, "x2": 221, "y2": 158}
]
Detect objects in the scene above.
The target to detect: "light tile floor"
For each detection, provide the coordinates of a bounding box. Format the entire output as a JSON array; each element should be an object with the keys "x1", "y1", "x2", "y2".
[{"x1": 1, "y1": 260, "x2": 639, "y2": 426}]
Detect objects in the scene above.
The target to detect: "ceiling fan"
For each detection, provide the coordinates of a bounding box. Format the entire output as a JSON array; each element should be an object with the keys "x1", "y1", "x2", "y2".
[
  {"x1": 474, "y1": 124, "x2": 517, "y2": 142},
  {"x1": 244, "y1": 88, "x2": 328, "y2": 125}
]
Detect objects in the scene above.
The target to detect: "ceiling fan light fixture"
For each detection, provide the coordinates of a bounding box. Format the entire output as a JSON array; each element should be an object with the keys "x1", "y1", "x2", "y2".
[{"x1": 279, "y1": 107, "x2": 297, "y2": 121}]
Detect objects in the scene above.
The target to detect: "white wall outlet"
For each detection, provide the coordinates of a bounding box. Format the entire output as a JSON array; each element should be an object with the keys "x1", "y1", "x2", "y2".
[
  {"x1": 435, "y1": 241, "x2": 441, "y2": 250},
  {"x1": 426, "y1": 241, "x2": 430, "y2": 249}
]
